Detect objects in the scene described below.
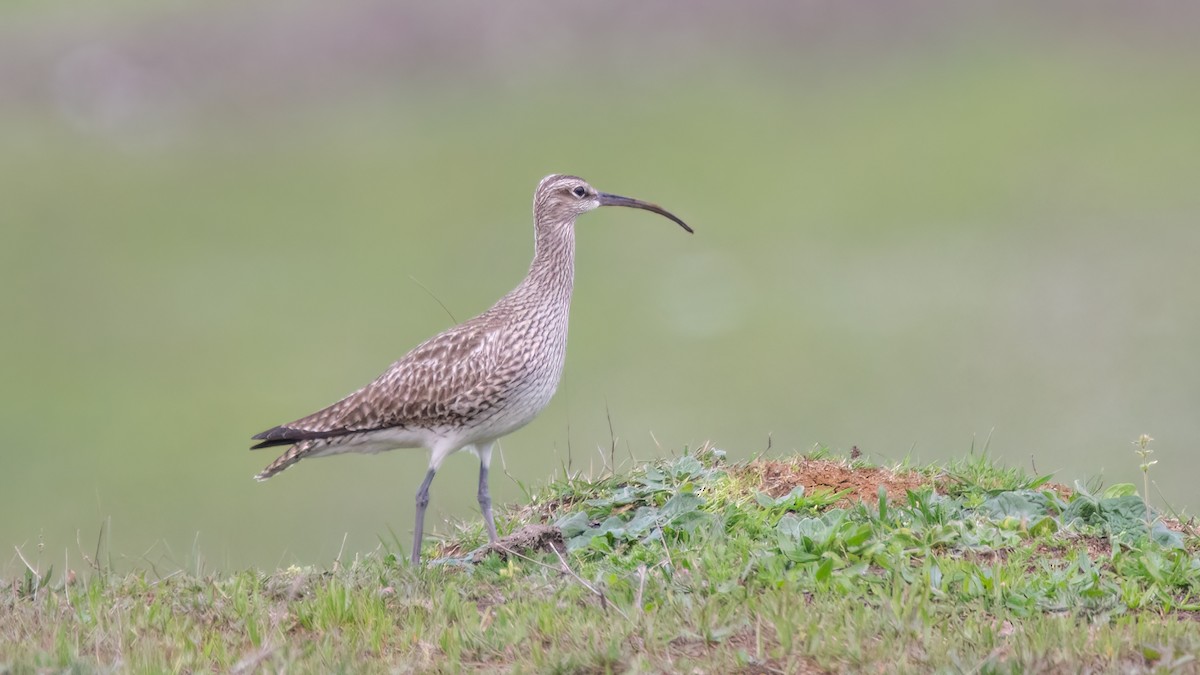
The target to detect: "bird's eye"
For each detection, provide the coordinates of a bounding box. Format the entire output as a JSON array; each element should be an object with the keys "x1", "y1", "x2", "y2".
[{"x1": 572, "y1": 186, "x2": 587, "y2": 198}]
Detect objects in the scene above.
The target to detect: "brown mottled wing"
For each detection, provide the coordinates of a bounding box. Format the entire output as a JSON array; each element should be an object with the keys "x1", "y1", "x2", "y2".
[{"x1": 251, "y1": 317, "x2": 517, "y2": 448}]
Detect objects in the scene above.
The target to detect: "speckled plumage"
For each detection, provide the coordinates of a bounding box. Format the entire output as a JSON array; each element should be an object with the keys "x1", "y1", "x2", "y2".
[{"x1": 251, "y1": 174, "x2": 691, "y2": 563}]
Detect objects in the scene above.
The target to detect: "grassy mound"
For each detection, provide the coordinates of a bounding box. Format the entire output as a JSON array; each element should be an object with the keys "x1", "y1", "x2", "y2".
[{"x1": 4, "y1": 447, "x2": 1199, "y2": 673}]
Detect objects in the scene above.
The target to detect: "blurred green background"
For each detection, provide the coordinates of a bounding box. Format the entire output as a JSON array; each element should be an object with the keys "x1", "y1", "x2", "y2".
[{"x1": 2, "y1": 1, "x2": 1198, "y2": 572}]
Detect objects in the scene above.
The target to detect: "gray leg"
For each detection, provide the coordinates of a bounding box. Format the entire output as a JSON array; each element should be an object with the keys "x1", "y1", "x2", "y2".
[
  {"x1": 412, "y1": 468, "x2": 436, "y2": 565},
  {"x1": 478, "y1": 461, "x2": 499, "y2": 544}
]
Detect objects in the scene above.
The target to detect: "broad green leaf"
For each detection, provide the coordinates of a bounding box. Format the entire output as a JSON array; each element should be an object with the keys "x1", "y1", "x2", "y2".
[
  {"x1": 1103, "y1": 483, "x2": 1139, "y2": 499},
  {"x1": 1151, "y1": 521, "x2": 1184, "y2": 549},
  {"x1": 1029, "y1": 515, "x2": 1058, "y2": 538},
  {"x1": 671, "y1": 455, "x2": 705, "y2": 478},
  {"x1": 816, "y1": 557, "x2": 833, "y2": 581},
  {"x1": 1099, "y1": 495, "x2": 1148, "y2": 535},
  {"x1": 555, "y1": 511, "x2": 591, "y2": 538},
  {"x1": 980, "y1": 491, "x2": 1051, "y2": 519},
  {"x1": 661, "y1": 491, "x2": 704, "y2": 520}
]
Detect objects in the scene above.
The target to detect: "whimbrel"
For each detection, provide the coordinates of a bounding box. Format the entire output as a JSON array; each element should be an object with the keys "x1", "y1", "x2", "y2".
[{"x1": 251, "y1": 174, "x2": 691, "y2": 564}]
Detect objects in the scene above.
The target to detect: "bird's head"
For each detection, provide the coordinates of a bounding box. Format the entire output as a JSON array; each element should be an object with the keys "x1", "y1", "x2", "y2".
[{"x1": 533, "y1": 174, "x2": 692, "y2": 233}]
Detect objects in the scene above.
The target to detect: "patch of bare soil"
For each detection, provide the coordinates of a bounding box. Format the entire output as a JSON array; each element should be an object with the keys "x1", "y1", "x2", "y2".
[
  {"x1": 1159, "y1": 515, "x2": 1196, "y2": 535},
  {"x1": 962, "y1": 548, "x2": 1010, "y2": 564},
  {"x1": 742, "y1": 458, "x2": 928, "y2": 506},
  {"x1": 469, "y1": 524, "x2": 565, "y2": 563},
  {"x1": 1037, "y1": 536, "x2": 1112, "y2": 560},
  {"x1": 1043, "y1": 482, "x2": 1074, "y2": 501}
]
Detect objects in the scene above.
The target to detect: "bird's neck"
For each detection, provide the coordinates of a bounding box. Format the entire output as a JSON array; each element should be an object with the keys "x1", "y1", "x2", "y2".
[{"x1": 524, "y1": 219, "x2": 576, "y2": 299}]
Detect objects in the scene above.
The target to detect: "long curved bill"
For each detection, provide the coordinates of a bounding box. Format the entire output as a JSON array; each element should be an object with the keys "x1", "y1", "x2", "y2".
[{"x1": 598, "y1": 192, "x2": 693, "y2": 233}]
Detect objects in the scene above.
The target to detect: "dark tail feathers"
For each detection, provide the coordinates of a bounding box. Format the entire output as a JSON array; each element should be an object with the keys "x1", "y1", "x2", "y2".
[{"x1": 251, "y1": 425, "x2": 345, "y2": 449}]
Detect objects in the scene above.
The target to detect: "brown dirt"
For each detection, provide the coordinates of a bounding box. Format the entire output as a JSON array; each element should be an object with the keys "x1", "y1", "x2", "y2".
[
  {"x1": 1043, "y1": 482, "x2": 1074, "y2": 501},
  {"x1": 469, "y1": 524, "x2": 565, "y2": 563},
  {"x1": 741, "y1": 458, "x2": 929, "y2": 506},
  {"x1": 1037, "y1": 536, "x2": 1112, "y2": 560},
  {"x1": 1159, "y1": 515, "x2": 1197, "y2": 535},
  {"x1": 962, "y1": 548, "x2": 1010, "y2": 564}
]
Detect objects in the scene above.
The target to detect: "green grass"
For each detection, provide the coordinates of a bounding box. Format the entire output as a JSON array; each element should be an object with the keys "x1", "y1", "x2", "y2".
[{"x1": 4, "y1": 448, "x2": 1199, "y2": 673}]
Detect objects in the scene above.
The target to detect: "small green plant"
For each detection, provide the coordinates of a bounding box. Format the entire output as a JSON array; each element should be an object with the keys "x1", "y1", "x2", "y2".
[{"x1": 1133, "y1": 433, "x2": 1157, "y2": 520}]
